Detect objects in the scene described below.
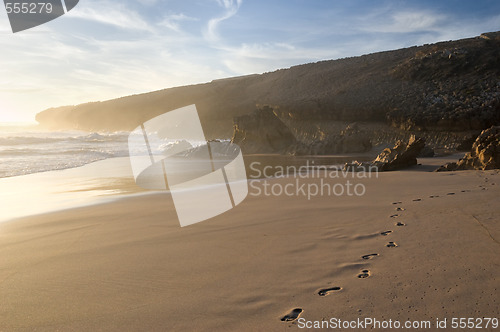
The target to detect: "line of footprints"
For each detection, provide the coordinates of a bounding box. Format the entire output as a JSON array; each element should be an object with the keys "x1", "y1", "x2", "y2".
[
  {"x1": 280, "y1": 200, "x2": 405, "y2": 322},
  {"x1": 280, "y1": 180, "x2": 496, "y2": 323}
]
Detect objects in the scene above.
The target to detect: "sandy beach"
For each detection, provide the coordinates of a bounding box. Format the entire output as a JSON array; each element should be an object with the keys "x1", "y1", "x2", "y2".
[
  {"x1": 2, "y1": 1, "x2": 500, "y2": 330},
  {"x1": 0, "y1": 156, "x2": 498, "y2": 331}
]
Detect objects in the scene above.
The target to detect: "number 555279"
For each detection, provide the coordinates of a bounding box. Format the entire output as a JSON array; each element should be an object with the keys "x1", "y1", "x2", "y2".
[{"x1": 5, "y1": 2, "x2": 53, "y2": 14}]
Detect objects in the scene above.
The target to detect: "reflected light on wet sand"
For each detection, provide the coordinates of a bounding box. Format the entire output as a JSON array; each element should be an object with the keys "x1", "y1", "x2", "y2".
[{"x1": 0, "y1": 157, "x2": 148, "y2": 223}]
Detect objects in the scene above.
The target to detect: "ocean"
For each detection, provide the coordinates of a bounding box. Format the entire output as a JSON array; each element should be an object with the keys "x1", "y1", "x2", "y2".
[
  {"x1": 0, "y1": 123, "x2": 224, "y2": 179},
  {"x1": 0, "y1": 123, "x2": 140, "y2": 179},
  {"x1": 0, "y1": 123, "x2": 152, "y2": 222}
]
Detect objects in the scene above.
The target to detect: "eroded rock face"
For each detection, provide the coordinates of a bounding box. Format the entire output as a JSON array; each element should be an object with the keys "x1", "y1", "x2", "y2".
[
  {"x1": 418, "y1": 145, "x2": 435, "y2": 157},
  {"x1": 231, "y1": 107, "x2": 373, "y2": 155},
  {"x1": 437, "y1": 126, "x2": 500, "y2": 171},
  {"x1": 456, "y1": 134, "x2": 478, "y2": 152},
  {"x1": 231, "y1": 105, "x2": 297, "y2": 154},
  {"x1": 344, "y1": 135, "x2": 426, "y2": 171},
  {"x1": 287, "y1": 123, "x2": 372, "y2": 155}
]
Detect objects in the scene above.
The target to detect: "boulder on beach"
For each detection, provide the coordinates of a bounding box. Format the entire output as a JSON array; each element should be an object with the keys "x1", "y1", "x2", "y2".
[
  {"x1": 344, "y1": 135, "x2": 426, "y2": 172},
  {"x1": 437, "y1": 126, "x2": 500, "y2": 171}
]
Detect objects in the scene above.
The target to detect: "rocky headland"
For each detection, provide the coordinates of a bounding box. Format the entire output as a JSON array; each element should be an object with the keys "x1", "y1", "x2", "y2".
[{"x1": 35, "y1": 32, "x2": 500, "y2": 161}]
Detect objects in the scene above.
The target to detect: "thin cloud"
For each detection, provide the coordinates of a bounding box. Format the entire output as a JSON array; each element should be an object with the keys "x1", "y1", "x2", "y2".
[
  {"x1": 217, "y1": 42, "x2": 341, "y2": 75},
  {"x1": 205, "y1": 0, "x2": 243, "y2": 41},
  {"x1": 158, "y1": 13, "x2": 198, "y2": 32},
  {"x1": 353, "y1": 8, "x2": 447, "y2": 35},
  {"x1": 68, "y1": 1, "x2": 154, "y2": 32},
  {"x1": 136, "y1": 0, "x2": 158, "y2": 5}
]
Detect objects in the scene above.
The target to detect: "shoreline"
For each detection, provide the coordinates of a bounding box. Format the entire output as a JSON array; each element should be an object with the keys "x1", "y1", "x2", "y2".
[
  {"x1": 0, "y1": 153, "x2": 465, "y2": 224},
  {"x1": 0, "y1": 151, "x2": 379, "y2": 223}
]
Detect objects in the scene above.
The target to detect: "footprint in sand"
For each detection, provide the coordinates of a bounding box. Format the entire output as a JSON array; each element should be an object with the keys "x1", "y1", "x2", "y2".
[
  {"x1": 281, "y1": 308, "x2": 303, "y2": 322},
  {"x1": 396, "y1": 222, "x2": 406, "y2": 226},
  {"x1": 386, "y1": 241, "x2": 398, "y2": 248},
  {"x1": 392, "y1": 201, "x2": 402, "y2": 205},
  {"x1": 413, "y1": 198, "x2": 422, "y2": 201},
  {"x1": 447, "y1": 192, "x2": 455, "y2": 195},
  {"x1": 358, "y1": 269, "x2": 370, "y2": 278},
  {"x1": 380, "y1": 230, "x2": 392, "y2": 236},
  {"x1": 362, "y1": 253, "x2": 379, "y2": 260},
  {"x1": 390, "y1": 214, "x2": 399, "y2": 218},
  {"x1": 318, "y1": 287, "x2": 342, "y2": 296},
  {"x1": 396, "y1": 207, "x2": 406, "y2": 211}
]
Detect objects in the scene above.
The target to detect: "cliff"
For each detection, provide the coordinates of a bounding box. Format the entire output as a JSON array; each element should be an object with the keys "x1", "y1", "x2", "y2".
[{"x1": 36, "y1": 32, "x2": 500, "y2": 143}]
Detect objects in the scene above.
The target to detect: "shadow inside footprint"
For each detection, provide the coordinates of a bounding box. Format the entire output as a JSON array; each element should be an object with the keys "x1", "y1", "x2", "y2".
[
  {"x1": 386, "y1": 241, "x2": 398, "y2": 248},
  {"x1": 413, "y1": 198, "x2": 422, "y2": 201},
  {"x1": 318, "y1": 287, "x2": 341, "y2": 296},
  {"x1": 396, "y1": 207, "x2": 406, "y2": 211},
  {"x1": 390, "y1": 214, "x2": 399, "y2": 218},
  {"x1": 281, "y1": 308, "x2": 303, "y2": 322},
  {"x1": 392, "y1": 201, "x2": 402, "y2": 205},
  {"x1": 396, "y1": 222, "x2": 406, "y2": 226},
  {"x1": 380, "y1": 230, "x2": 392, "y2": 236},
  {"x1": 362, "y1": 253, "x2": 379, "y2": 260},
  {"x1": 358, "y1": 269, "x2": 370, "y2": 278}
]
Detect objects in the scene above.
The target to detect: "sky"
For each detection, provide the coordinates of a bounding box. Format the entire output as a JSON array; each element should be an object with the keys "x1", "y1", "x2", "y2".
[{"x1": 0, "y1": 0, "x2": 499, "y2": 123}]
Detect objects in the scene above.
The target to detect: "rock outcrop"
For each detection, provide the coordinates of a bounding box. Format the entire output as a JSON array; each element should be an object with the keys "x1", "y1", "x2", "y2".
[
  {"x1": 286, "y1": 123, "x2": 372, "y2": 155},
  {"x1": 344, "y1": 135, "x2": 426, "y2": 171},
  {"x1": 231, "y1": 106, "x2": 297, "y2": 154},
  {"x1": 418, "y1": 145, "x2": 435, "y2": 157},
  {"x1": 437, "y1": 126, "x2": 500, "y2": 171},
  {"x1": 231, "y1": 109, "x2": 373, "y2": 155}
]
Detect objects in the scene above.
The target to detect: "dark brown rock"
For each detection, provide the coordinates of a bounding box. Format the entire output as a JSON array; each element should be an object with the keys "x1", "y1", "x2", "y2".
[
  {"x1": 231, "y1": 105, "x2": 297, "y2": 154},
  {"x1": 418, "y1": 145, "x2": 435, "y2": 157},
  {"x1": 456, "y1": 134, "x2": 478, "y2": 151},
  {"x1": 287, "y1": 123, "x2": 372, "y2": 155}
]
